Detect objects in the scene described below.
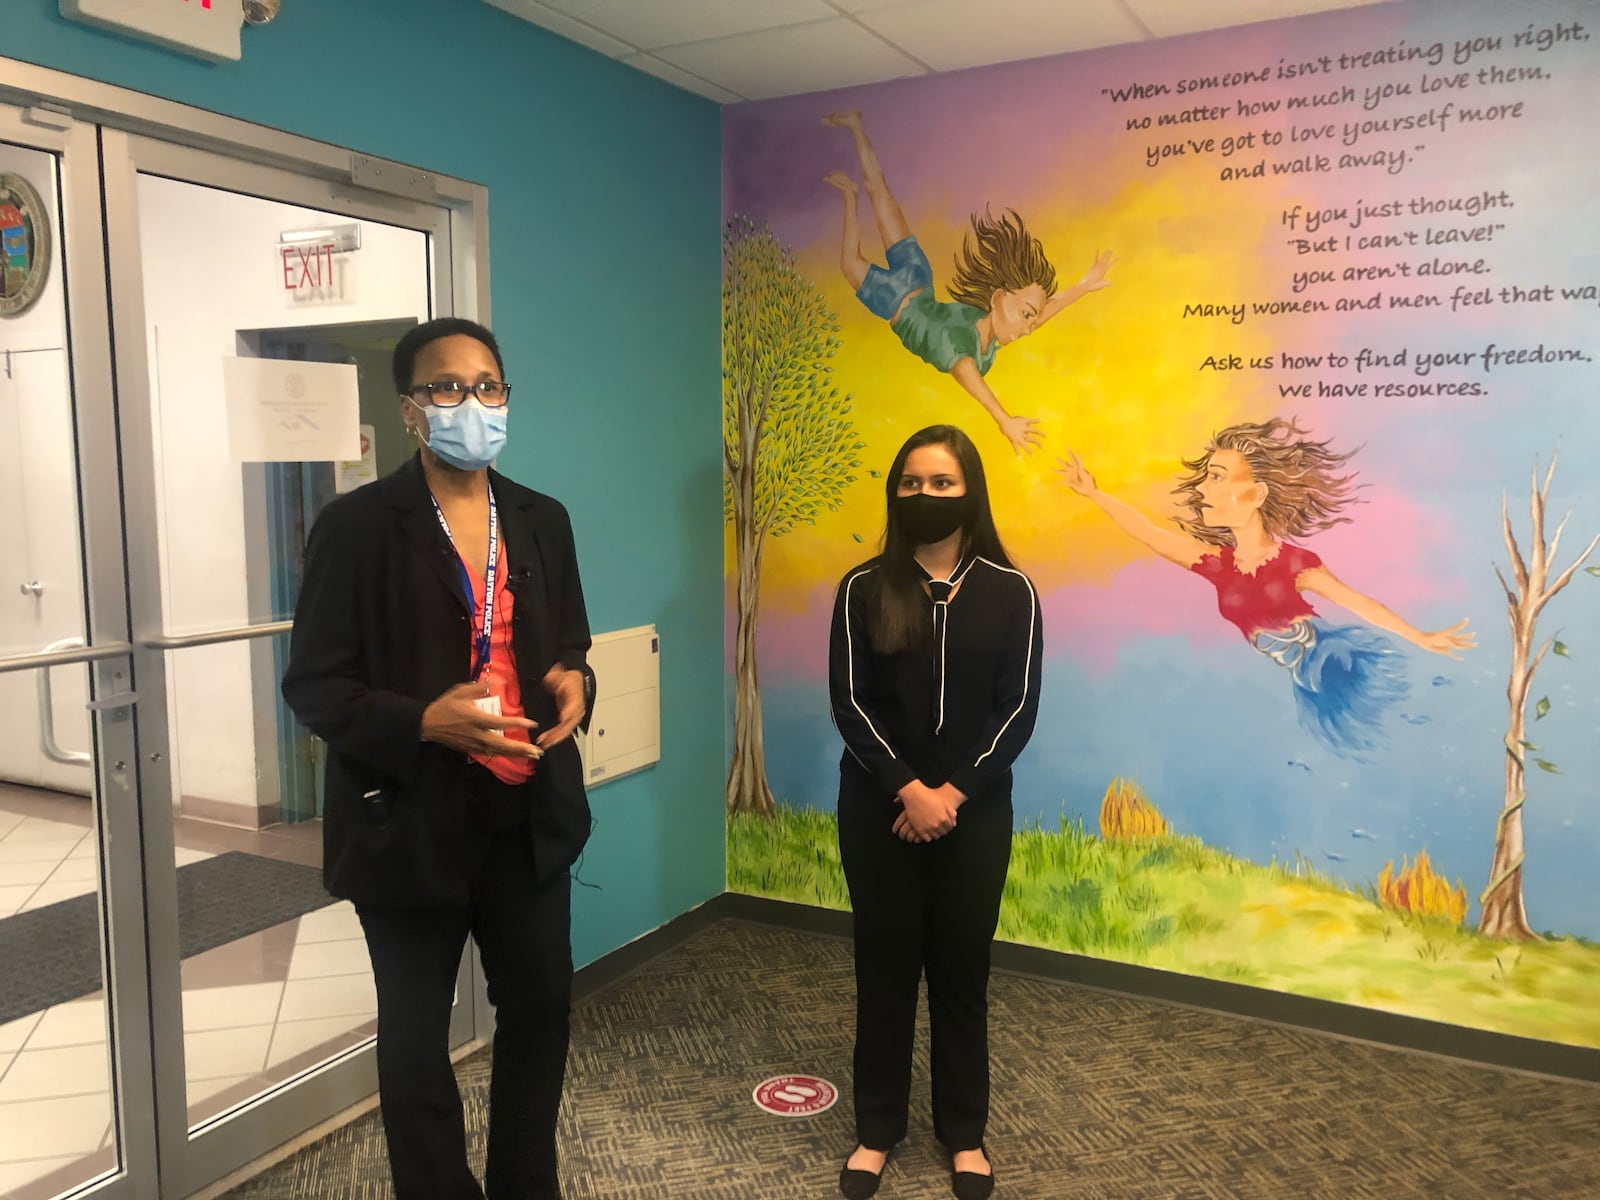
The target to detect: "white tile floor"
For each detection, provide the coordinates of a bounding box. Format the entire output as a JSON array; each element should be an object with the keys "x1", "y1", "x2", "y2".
[{"x1": 0, "y1": 809, "x2": 378, "y2": 1200}]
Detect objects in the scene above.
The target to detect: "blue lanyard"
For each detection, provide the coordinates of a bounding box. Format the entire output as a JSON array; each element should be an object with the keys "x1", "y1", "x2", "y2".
[{"x1": 429, "y1": 488, "x2": 499, "y2": 680}]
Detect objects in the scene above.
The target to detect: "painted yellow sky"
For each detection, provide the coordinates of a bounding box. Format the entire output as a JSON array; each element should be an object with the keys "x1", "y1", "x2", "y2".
[{"x1": 740, "y1": 170, "x2": 1289, "y2": 609}]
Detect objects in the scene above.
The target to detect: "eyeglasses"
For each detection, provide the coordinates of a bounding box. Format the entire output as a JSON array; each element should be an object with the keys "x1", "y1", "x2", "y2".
[{"x1": 403, "y1": 380, "x2": 511, "y2": 408}]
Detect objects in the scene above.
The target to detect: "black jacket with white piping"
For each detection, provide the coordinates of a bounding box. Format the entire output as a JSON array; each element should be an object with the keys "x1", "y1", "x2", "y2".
[{"x1": 828, "y1": 553, "x2": 1043, "y2": 805}]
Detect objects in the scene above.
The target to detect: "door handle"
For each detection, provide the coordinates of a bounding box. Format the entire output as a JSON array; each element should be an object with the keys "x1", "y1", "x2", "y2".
[
  {"x1": 141, "y1": 619, "x2": 292, "y2": 650},
  {"x1": 20, "y1": 580, "x2": 43, "y2": 597},
  {"x1": 0, "y1": 640, "x2": 135, "y2": 676},
  {"x1": 37, "y1": 637, "x2": 92, "y2": 767}
]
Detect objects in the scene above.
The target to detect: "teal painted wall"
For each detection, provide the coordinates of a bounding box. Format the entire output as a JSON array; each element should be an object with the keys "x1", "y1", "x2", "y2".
[{"x1": 7, "y1": 0, "x2": 725, "y2": 966}]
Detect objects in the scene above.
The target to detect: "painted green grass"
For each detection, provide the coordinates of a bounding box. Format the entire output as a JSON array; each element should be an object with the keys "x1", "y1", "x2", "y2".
[
  {"x1": 728, "y1": 804, "x2": 852, "y2": 910},
  {"x1": 728, "y1": 805, "x2": 1600, "y2": 1050}
]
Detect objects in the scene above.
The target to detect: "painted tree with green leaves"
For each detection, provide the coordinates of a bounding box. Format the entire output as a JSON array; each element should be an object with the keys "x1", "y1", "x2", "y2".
[
  {"x1": 724, "y1": 216, "x2": 862, "y2": 816},
  {"x1": 1483, "y1": 453, "x2": 1600, "y2": 939}
]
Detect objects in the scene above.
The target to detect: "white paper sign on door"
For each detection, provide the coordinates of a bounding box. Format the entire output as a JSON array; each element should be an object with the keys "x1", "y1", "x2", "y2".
[
  {"x1": 222, "y1": 357, "x2": 360, "y2": 462},
  {"x1": 336, "y1": 424, "x2": 378, "y2": 494}
]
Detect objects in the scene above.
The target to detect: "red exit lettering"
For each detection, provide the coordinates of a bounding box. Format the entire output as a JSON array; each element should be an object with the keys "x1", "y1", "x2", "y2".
[{"x1": 281, "y1": 243, "x2": 336, "y2": 291}]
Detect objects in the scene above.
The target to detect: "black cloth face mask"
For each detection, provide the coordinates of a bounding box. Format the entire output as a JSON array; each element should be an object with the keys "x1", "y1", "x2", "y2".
[{"x1": 894, "y1": 493, "x2": 971, "y2": 545}]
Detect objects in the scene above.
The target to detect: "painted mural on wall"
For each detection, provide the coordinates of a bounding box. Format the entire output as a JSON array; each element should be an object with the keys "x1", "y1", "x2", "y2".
[{"x1": 723, "y1": 0, "x2": 1600, "y2": 1049}]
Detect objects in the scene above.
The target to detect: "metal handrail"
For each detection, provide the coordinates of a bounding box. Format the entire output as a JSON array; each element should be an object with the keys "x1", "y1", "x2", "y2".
[
  {"x1": 0, "y1": 639, "x2": 134, "y2": 676},
  {"x1": 36, "y1": 637, "x2": 93, "y2": 767},
  {"x1": 141, "y1": 620, "x2": 293, "y2": 650}
]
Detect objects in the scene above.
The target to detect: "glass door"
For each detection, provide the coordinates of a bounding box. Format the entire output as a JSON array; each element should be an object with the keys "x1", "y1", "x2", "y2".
[
  {"x1": 0, "y1": 108, "x2": 157, "y2": 1200},
  {"x1": 99, "y1": 132, "x2": 476, "y2": 1197}
]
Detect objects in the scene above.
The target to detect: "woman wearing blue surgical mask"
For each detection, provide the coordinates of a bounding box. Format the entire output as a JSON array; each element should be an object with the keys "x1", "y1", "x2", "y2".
[
  {"x1": 282, "y1": 317, "x2": 596, "y2": 1200},
  {"x1": 828, "y1": 425, "x2": 1042, "y2": 1200}
]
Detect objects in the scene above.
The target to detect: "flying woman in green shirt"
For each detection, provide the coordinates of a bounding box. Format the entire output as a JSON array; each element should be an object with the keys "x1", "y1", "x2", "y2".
[{"x1": 824, "y1": 109, "x2": 1114, "y2": 457}]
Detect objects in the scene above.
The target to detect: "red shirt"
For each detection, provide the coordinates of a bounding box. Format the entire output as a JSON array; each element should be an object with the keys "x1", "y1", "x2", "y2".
[
  {"x1": 1190, "y1": 543, "x2": 1322, "y2": 638},
  {"x1": 460, "y1": 554, "x2": 536, "y2": 784}
]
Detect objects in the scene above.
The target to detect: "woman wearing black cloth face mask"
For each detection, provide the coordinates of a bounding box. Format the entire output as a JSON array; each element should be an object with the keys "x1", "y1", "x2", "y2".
[{"x1": 828, "y1": 425, "x2": 1043, "y2": 1200}]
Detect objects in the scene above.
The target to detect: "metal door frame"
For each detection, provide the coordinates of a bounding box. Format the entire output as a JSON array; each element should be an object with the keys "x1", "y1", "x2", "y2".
[
  {"x1": 103, "y1": 128, "x2": 478, "y2": 1200},
  {"x1": 0, "y1": 55, "x2": 494, "y2": 1199},
  {"x1": 0, "y1": 100, "x2": 154, "y2": 1200}
]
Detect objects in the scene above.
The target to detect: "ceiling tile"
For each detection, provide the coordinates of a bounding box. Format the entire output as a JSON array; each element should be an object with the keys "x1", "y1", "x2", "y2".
[
  {"x1": 851, "y1": 0, "x2": 1152, "y2": 73},
  {"x1": 620, "y1": 53, "x2": 746, "y2": 103},
  {"x1": 536, "y1": 0, "x2": 836, "y2": 50},
  {"x1": 483, "y1": 0, "x2": 638, "y2": 57},
  {"x1": 655, "y1": 17, "x2": 927, "y2": 101},
  {"x1": 1124, "y1": 0, "x2": 1384, "y2": 39},
  {"x1": 493, "y1": 0, "x2": 1394, "y2": 103}
]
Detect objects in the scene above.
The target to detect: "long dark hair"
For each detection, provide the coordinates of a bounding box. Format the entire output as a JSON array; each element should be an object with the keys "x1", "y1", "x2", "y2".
[{"x1": 869, "y1": 425, "x2": 1014, "y2": 653}]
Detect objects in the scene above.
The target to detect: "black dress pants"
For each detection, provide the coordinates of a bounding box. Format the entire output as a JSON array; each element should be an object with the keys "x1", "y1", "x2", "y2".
[
  {"x1": 837, "y1": 767, "x2": 1013, "y2": 1152},
  {"x1": 356, "y1": 804, "x2": 573, "y2": 1200}
]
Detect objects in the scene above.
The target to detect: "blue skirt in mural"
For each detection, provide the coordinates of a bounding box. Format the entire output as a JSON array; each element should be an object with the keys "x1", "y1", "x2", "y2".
[{"x1": 1251, "y1": 618, "x2": 1409, "y2": 760}]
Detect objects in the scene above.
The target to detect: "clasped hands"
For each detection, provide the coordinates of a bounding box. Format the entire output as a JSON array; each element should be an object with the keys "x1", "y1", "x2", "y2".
[
  {"x1": 892, "y1": 780, "x2": 966, "y2": 843},
  {"x1": 420, "y1": 665, "x2": 588, "y2": 761}
]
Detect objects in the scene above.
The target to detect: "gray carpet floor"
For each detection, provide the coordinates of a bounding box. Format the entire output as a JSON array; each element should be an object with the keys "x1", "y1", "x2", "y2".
[{"x1": 220, "y1": 919, "x2": 1600, "y2": 1199}]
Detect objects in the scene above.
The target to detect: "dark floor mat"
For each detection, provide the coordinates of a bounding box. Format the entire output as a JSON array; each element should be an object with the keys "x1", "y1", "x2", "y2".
[{"x1": 0, "y1": 850, "x2": 332, "y2": 1025}]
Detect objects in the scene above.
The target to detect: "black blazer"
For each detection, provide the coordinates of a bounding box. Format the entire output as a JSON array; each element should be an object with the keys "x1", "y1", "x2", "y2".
[{"x1": 281, "y1": 454, "x2": 594, "y2": 908}]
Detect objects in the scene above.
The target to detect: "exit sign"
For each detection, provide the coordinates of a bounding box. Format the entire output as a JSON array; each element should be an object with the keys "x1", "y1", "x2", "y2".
[{"x1": 61, "y1": 0, "x2": 244, "y2": 62}]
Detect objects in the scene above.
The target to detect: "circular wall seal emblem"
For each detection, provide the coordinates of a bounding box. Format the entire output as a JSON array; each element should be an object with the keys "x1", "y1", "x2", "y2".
[
  {"x1": 0, "y1": 174, "x2": 52, "y2": 319},
  {"x1": 752, "y1": 1074, "x2": 838, "y2": 1117}
]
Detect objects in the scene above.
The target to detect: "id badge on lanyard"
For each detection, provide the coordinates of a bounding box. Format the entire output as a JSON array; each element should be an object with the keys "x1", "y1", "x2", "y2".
[{"x1": 429, "y1": 488, "x2": 499, "y2": 689}]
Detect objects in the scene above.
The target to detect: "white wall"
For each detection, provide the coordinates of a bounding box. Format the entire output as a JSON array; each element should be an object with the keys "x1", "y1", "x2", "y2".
[{"x1": 136, "y1": 174, "x2": 429, "y2": 820}]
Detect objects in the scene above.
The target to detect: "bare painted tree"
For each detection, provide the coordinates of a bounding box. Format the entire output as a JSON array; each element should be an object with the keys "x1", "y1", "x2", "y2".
[
  {"x1": 1483, "y1": 453, "x2": 1600, "y2": 940},
  {"x1": 724, "y1": 216, "x2": 862, "y2": 816}
]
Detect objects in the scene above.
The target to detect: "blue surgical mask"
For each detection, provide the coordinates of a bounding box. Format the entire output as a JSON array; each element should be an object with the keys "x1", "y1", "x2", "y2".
[{"x1": 413, "y1": 398, "x2": 507, "y2": 471}]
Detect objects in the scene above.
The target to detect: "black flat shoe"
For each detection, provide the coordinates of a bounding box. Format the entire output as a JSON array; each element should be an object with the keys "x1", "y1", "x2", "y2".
[
  {"x1": 950, "y1": 1146, "x2": 995, "y2": 1200},
  {"x1": 839, "y1": 1146, "x2": 891, "y2": 1199}
]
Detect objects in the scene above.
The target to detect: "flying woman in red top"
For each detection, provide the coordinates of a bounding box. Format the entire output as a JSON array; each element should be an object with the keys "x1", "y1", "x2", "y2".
[{"x1": 1057, "y1": 417, "x2": 1474, "y2": 759}]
